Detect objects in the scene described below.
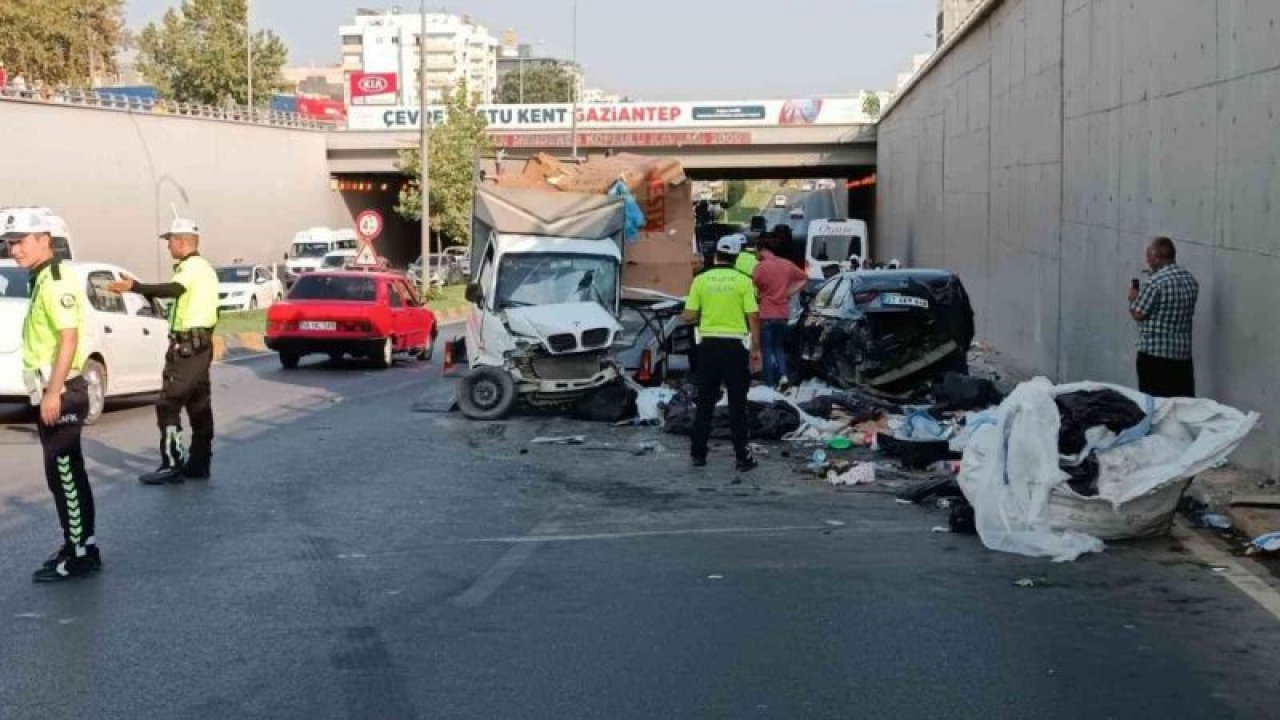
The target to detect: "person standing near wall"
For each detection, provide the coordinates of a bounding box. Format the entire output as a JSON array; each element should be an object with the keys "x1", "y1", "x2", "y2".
[
  {"x1": 1128, "y1": 236, "x2": 1199, "y2": 397},
  {"x1": 752, "y1": 232, "x2": 808, "y2": 388},
  {"x1": 4, "y1": 210, "x2": 102, "y2": 582},
  {"x1": 109, "y1": 219, "x2": 220, "y2": 484},
  {"x1": 683, "y1": 234, "x2": 762, "y2": 472}
]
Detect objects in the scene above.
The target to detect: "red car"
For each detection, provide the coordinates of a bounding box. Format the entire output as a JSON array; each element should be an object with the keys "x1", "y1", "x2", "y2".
[{"x1": 265, "y1": 270, "x2": 437, "y2": 369}]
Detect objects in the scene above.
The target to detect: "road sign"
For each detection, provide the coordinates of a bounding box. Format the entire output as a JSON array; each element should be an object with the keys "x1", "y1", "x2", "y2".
[
  {"x1": 351, "y1": 242, "x2": 379, "y2": 267},
  {"x1": 355, "y1": 210, "x2": 383, "y2": 241}
]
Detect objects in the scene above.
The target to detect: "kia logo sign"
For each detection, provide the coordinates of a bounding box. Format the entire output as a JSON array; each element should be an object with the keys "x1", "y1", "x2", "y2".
[{"x1": 349, "y1": 72, "x2": 398, "y2": 100}]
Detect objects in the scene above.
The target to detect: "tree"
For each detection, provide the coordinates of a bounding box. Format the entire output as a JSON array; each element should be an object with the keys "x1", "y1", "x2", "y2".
[
  {"x1": 135, "y1": 0, "x2": 287, "y2": 106},
  {"x1": 0, "y1": 0, "x2": 125, "y2": 88},
  {"x1": 861, "y1": 93, "x2": 882, "y2": 118},
  {"x1": 396, "y1": 84, "x2": 494, "y2": 248},
  {"x1": 496, "y1": 62, "x2": 575, "y2": 104},
  {"x1": 724, "y1": 180, "x2": 748, "y2": 208}
]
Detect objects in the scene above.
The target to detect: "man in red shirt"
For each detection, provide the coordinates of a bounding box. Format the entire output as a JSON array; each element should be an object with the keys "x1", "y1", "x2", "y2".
[{"x1": 752, "y1": 232, "x2": 808, "y2": 387}]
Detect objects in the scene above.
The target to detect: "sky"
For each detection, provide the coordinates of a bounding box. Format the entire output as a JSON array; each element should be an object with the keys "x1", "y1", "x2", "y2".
[{"x1": 125, "y1": 0, "x2": 938, "y2": 100}]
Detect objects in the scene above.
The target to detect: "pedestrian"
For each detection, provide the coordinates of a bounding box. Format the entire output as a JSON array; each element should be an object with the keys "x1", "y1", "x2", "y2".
[
  {"x1": 11, "y1": 71, "x2": 27, "y2": 96},
  {"x1": 1128, "y1": 236, "x2": 1199, "y2": 397},
  {"x1": 0, "y1": 62, "x2": 8, "y2": 90},
  {"x1": 682, "y1": 233, "x2": 762, "y2": 472},
  {"x1": 108, "y1": 218, "x2": 220, "y2": 483},
  {"x1": 752, "y1": 232, "x2": 808, "y2": 388},
  {"x1": 3, "y1": 209, "x2": 101, "y2": 582}
]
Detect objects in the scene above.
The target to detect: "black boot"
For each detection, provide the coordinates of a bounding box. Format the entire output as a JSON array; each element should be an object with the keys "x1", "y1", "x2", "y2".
[
  {"x1": 140, "y1": 465, "x2": 184, "y2": 485},
  {"x1": 42, "y1": 544, "x2": 102, "y2": 572},
  {"x1": 182, "y1": 459, "x2": 210, "y2": 480},
  {"x1": 735, "y1": 454, "x2": 758, "y2": 473},
  {"x1": 33, "y1": 550, "x2": 99, "y2": 583}
]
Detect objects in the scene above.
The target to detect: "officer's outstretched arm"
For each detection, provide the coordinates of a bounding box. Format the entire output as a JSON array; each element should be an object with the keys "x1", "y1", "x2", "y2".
[{"x1": 114, "y1": 278, "x2": 186, "y2": 299}]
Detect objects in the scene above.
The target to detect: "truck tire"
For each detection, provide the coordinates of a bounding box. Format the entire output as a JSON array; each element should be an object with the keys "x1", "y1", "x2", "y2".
[{"x1": 456, "y1": 366, "x2": 516, "y2": 420}]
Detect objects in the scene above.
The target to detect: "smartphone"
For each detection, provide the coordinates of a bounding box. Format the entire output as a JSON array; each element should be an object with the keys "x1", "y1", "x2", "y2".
[{"x1": 1131, "y1": 278, "x2": 1140, "y2": 291}]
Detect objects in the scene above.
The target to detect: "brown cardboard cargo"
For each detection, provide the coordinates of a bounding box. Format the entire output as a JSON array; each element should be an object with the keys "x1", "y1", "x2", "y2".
[{"x1": 493, "y1": 153, "x2": 697, "y2": 296}]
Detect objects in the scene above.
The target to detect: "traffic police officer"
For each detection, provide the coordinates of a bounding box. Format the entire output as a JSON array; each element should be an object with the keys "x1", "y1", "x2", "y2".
[
  {"x1": 109, "y1": 218, "x2": 219, "y2": 484},
  {"x1": 4, "y1": 209, "x2": 101, "y2": 582},
  {"x1": 682, "y1": 233, "x2": 762, "y2": 472}
]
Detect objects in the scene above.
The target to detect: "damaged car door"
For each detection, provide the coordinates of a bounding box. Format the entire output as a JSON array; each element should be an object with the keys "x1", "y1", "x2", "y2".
[{"x1": 791, "y1": 274, "x2": 850, "y2": 377}]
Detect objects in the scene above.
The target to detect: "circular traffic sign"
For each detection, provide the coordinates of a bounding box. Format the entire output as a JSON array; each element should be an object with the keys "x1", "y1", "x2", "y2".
[{"x1": 355, "y1": 209, "x2": 383, "y2": 241}]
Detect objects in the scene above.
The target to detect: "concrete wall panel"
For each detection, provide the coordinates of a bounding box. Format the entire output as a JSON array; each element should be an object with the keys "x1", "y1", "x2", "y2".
[
  {"x1": 1149, "y1": 0, "x2": 1219, "y2": 99},
  {"x1": 0, "y1": 102, "x2": 347, "y2": 278},
  {"x1": 1218, "y1": 0, "x2": 1280, "y2": 81},
  {"x1": 1151, "y1": 85, "x2": 1219, "y2": 244},
  {"x1": 1218, "y1": 68, "x2": 1280, "y2": 255}
]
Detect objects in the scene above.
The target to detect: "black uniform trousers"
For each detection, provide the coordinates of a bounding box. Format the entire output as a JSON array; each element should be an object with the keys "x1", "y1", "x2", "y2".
[
  {"x1": 1137, "y1": 352, "x2": 1195, "y2": 398},
  {"x1": 157, "y1": 344, "x2": 214, "y2": 471},
  {"x1": 39, "y1": 376, "x2": 95, "y2": 551},
  {"x1": 691, "y1": 337, "x2": 751, "y2": 460}
]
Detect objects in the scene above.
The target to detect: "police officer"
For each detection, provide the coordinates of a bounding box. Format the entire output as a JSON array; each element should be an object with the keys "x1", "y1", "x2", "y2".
[
  {"x1": 682, "y1": 233, "x2": 762, "y2": 472},
  {"x1": 4, "y1": 210, "x2": 101, "y2": 582},
  {"x1": 109, "y1": 218, "x2": 219, "y2": 484},
  {"x1": 733, "y1": 236, "x2": 760, "y2": 277}
]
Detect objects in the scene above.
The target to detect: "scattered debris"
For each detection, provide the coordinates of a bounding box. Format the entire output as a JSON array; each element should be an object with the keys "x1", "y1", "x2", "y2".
[
  {"x1": 1247, "y1": 532, "x2": 1280, "y2": 555},
  {"x1": 930, "y1": 526, "x2": 950, "y2": 534},
  {"x1": 707, "y1": 574, "x2": 724, "y2": 580},
  {"x1": 530, "y1": 435, "x2": 587, "y2": 445},
  {"x1": 826, "y1": 462, "x2": 876, "y2": 487},
  {"x1": 1013, "y1": 577, "x2": 1049, "y2": 588},
  {"x1": 1191, "y1": 512, "x2": 1233, "y2": 530}
]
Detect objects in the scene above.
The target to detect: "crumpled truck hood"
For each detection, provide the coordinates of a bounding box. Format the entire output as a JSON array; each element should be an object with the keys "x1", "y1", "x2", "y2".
[{"x1": 503, "y1": 302, "x2": 621, "y2": 351}]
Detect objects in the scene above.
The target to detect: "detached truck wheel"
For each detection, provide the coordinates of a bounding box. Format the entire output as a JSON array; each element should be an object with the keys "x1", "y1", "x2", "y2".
[{"x1": 456, "y1": 367, "x2": 516, "y2": 420}]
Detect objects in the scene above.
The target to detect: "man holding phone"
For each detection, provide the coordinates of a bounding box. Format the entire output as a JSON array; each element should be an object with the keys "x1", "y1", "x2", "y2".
[{"x1": 1128, "y1": 236, "x2": 1199, "y2": 397}]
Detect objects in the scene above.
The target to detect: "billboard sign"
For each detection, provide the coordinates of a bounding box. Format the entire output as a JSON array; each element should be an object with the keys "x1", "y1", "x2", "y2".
[{"x1": 348, "y1": 72, "x2": 399, "y2": 105}]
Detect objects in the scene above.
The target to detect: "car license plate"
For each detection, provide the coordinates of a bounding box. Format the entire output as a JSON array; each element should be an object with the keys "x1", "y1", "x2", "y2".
[
  {"x1": 300, "y1": 321, "x2": 336, "y2": 331},
  {"x1": 881, "y1": 294, "x2": 929, "y2": 309}
]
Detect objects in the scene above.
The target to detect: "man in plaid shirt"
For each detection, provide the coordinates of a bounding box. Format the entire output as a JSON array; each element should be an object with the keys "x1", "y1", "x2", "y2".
[{"x1": 1128, "y1": 236, "x2": 1198, "y2": 397}]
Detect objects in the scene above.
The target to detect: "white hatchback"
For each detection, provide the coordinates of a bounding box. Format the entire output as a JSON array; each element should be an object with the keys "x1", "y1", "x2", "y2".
[{"x1": 0, "y1": 260, "x2": 170, "y2": 423}]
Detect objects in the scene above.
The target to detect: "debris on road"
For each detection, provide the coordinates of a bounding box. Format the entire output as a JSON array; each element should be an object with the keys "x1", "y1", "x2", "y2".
[
  {"x1": 827, "y1": 462, "x2": 876, "y2": 487},
  {"x1": 530, "y1": 435, "x2": 587, "y2": 445},
  {"x1": 1247, "y1": 532, "x2": 1280, "y2": 555}
]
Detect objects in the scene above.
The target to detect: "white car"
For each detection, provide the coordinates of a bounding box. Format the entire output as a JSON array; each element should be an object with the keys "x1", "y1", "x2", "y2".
[
  {"x1": 1, "y1": 260, "x2": 169, "y2": 424},
  {"x1": 319, "y1": 249, "x2": 358, "y2": 272},
  {"x1": 217, "y1": 264, "x2": 284, "y2": 312},
  {"x1": 773, "y1": 194, "x2": 789, "y2": 208}
]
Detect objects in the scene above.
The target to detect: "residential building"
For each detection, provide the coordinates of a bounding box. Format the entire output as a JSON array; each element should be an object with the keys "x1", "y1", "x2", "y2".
[
  {"x1": 936, "y1": 0, "x2": 982, "y2": 47},
  {"x1": 339, "y1": 9, "x2": 499, "y2": 105},
  {"x1": 494, "y1": 36, "x2": 583, "y2": 104}
]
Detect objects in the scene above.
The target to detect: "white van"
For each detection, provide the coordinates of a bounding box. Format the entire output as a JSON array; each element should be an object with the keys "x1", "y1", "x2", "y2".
[
  {"x1": 806, "y1": 218, "x2": 869, "y2": 283},
  {"x1": 285, "y1": 227, "x2": 359, "y2": 276}
]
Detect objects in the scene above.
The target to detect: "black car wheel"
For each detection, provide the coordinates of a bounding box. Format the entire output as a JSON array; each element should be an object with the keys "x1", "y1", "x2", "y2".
[{"x1": 456, "y1": 366, "x2": 516, "y2": 420}]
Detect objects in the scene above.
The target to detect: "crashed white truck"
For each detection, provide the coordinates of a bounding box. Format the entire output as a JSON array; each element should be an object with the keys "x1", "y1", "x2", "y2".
[{"x1": 449, "y1": 185, "x2": 640, "y2": 420}]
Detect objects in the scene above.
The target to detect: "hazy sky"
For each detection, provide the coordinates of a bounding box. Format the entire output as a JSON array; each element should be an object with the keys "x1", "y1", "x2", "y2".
[{"x1": 125, "y1": 0, "x2": 937, "y2": 99}]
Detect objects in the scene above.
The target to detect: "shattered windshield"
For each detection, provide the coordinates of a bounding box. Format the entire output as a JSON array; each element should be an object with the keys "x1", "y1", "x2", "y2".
[
  {"x1": 811, "y1": 235, "x2": 863, "y2": 262},
  {"x1": 290, "y1": 242, "x2": 331, "y2": 258},
  {"x1": 495, "y1": 254, "x2": 618, "y2": 312}
]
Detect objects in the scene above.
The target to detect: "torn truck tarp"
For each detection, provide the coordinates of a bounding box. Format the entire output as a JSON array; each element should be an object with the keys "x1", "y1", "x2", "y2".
[{"x1": 956, "y1": 378, "x2": 1259, "y2": 562}]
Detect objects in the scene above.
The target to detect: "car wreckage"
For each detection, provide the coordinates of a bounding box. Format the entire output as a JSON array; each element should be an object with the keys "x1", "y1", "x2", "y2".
[{"x1": 788, "y1": 269, "x2": 975, "y2": 395}]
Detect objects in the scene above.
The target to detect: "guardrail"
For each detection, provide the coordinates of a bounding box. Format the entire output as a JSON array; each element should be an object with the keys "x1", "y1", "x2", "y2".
[{"x1": 0, "y1": 86, "x2": 336, "y2": 130}]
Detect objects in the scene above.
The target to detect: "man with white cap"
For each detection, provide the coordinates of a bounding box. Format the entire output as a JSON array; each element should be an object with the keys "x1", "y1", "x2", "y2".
[
  {"x1": 4, "y1": 209, "x2": 102, "y2": 582},
  {"x1": 109, "y1": 217, "x2": 219, "y2": 484},
  {"x1": 681, "y1": 233, "x2": 763, "y2": 472}
]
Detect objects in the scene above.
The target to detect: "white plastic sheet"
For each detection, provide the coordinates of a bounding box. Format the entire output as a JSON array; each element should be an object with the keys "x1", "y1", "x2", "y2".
[{"x1": 956, "y1": 378, "x2": 1259, "y2": 562}]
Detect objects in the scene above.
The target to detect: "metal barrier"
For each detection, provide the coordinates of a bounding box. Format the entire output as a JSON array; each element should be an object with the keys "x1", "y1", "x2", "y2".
[{"x1": 0, "y1": 86, "x2": 335, "y2": 130}]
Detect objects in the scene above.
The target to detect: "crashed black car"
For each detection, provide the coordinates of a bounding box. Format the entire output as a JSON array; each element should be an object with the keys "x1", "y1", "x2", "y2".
[{"x1": 787, "y1": 269, "x2": 975, "y2": 394}]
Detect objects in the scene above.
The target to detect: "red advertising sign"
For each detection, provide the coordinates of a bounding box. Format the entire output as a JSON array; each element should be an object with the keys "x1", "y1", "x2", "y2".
[
  {"x1": 491, "y1": 131, "x2": 753, "y2": 148},
  {"x1": 349, "y1": 72, "x2": 399, "y2": 100}
]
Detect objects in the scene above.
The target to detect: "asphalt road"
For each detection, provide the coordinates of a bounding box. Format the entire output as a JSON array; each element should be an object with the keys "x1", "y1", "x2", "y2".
[{"x1": 3, "y1": 342, "x2": 1280, "y2": 718}]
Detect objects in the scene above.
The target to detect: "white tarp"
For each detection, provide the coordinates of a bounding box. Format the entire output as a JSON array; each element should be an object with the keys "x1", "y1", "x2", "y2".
[{"x1": 956, "y1": 378, "x2": 1259, "y2": 562}]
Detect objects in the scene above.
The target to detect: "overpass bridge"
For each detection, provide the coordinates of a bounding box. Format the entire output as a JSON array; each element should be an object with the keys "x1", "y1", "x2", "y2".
[{"x1": 330, "y1": 99, "x2": 878, "y2": 179}]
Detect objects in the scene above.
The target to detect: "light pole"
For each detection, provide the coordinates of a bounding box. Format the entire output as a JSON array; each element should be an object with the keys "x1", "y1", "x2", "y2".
[
  {"x1": 419, "y1": 1, "x2": 433, "y2": 277},
  {"x1": 246, "y1": 0, "x2": 253, "y2": 112},
  {"x1": 569, "y1": 0, "x2": 579, "y2": 159}
]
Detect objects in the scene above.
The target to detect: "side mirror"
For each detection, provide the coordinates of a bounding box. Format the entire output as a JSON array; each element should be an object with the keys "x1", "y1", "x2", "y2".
[{"x1": 464, "y1": 283, "x2": 483, "y2": 304}]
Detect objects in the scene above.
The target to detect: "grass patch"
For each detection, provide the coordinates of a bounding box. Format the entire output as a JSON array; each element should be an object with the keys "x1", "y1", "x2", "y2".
[
  {"x1": 426, "y1": 284, "x2": 470, "y2": 316},
  {"x1": 215, "y1": 309, "x2": 267, "y2": 335}
]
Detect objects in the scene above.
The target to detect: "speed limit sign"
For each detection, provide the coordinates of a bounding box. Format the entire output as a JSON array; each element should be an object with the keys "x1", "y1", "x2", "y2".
[{"x1": 355, "y1": 210, "x2": 383, "y2": 241}]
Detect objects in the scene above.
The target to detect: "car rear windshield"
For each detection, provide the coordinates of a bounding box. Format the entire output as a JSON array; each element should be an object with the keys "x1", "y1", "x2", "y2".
[
  {"x1": 289, "y1": 275, "x2": 376, "y2": 302},
  {"x1": 0, "y1": 267, "x2": 30, "y2": 299}
]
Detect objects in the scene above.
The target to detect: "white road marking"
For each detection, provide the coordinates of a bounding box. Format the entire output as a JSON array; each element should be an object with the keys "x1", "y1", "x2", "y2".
[
  {"x1": 452, "y1": 518, "x2": 560, "y2": 609},
  {"x1": 1172, "y1": 520, "x2": 1280, "y2": 622},
  {"x1": 462, "y1": 524, "x2": 839, "y2": 545}
]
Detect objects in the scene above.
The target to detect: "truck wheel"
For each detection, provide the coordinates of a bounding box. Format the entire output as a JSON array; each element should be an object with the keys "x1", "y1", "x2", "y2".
[
  {"x1": 279, "y1": 352, "x2": 300, "y2": 370},
  {"x1": 456, "y1": 367, "x2": 516, "y2": 420}
]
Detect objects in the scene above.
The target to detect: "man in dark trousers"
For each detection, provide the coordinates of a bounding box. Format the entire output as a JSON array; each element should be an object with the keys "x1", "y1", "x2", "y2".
[
  {"x1": 4, "y1": 209, "x2": 101, "y2": 581},
  {"x1": 110, "y1": 218, "x2": 220, "y2": 483},
  {"x1": 1128, "y1": 236, "x2": 1199, "y2": 397},
  {"x1": 683, "y1": 233, "x2": 762, "y2": 472}
]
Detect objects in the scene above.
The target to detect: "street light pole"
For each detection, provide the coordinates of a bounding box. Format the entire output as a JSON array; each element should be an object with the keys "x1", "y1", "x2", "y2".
[
  {"x1": 246, "y1": 0, "x2": 254, "y2": 111},
  {"x1": 419, "y1": 0, "x2": 432, "y2": 277},
  {"x1": 569, "y1": 0, "x2": 579, "y2": 159}
]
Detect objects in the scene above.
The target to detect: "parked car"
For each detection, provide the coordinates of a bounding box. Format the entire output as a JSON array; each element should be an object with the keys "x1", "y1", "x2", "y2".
[
  {"x1": 788, "y1": 269, "x2": 975, "y2": 394},
  {"x1": 320, "y1": 249, "x2": 358, "y2": 271},
  {"x1": 265, "y1": 270, "x2": 437, "y2": 370},
  {"x1": 216, "y1": 264, "x2": 284, "y2": 312},
  {"x1": 407, "y1": 254, "x2": 464, "y2": 288},
  {"x1": 773, "y1": 194, "x2": 789, "y2": 208},
  {"x1": 0, "y1": 260, "x2": 169, "y2": 423},
  {"x1": 443, "y1": 245, "x2": 471, "y2": 278}
]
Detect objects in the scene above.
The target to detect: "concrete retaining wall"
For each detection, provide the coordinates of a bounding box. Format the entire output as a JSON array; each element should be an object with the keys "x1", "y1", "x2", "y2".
[
  {"x1": 0, "y1": 99, "x2": 348, "y2": 279},
  {"x1": 878, "y1": 0, "x2": 1280, "y2": 473}
]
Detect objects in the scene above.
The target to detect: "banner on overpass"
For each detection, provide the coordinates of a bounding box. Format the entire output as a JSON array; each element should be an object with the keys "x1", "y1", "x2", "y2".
[{"x1": 345, "y1": 98, "x2": 871, "y2": 131}]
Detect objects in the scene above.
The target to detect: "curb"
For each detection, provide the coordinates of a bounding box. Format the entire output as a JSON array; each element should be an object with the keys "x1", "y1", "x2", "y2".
[{"x1": 211, "y1": 309, "x2": 468, "y2": 362}]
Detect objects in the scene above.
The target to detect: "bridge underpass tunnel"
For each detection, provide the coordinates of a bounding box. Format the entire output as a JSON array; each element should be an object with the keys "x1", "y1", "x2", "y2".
[
  {"x1": 332, "y1": 174, "x2": 422, "y2": 268},
  {"x1": 683, "y1": 168, "x2": 878, "y2": 262}
]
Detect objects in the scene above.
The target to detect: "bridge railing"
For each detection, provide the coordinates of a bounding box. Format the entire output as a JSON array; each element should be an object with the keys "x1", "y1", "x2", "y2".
[{"x1": 0, "y1": 86, "x2": 335, "y2": 130}]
